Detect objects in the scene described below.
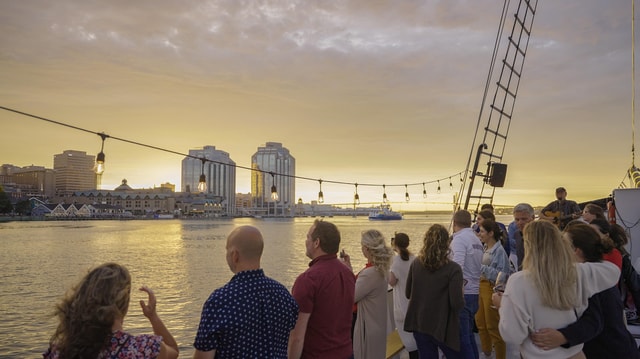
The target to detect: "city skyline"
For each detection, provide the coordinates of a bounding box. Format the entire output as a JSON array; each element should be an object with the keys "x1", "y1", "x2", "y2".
[{"x1": 1, "y1": 1, "x2": 638, "y2": 210}]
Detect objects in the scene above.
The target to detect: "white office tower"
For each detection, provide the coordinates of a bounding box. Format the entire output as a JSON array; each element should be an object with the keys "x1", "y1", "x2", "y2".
[
  {"x1": 181, "y1": 145, "x2": 236, "y2": 216},
  {"x1": 53, "y1": 150, "x2": 97, "y2": 196},
  {"x1": 251, "y1": 142, "x2": 295, "y2": 216}
]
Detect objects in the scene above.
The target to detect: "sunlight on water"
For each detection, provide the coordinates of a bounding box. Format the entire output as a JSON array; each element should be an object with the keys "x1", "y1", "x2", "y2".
[{"x1": 0, "y1": 214, "x2": 511, "y2": 357}]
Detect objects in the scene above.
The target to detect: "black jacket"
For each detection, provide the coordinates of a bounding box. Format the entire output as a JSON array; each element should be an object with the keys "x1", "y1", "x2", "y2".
[{"x1": 558, "y1": 286, "x2": 640, "y2": 359}]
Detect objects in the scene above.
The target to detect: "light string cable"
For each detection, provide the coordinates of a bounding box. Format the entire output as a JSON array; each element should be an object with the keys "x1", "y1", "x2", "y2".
[{"x1": 0, "y1": 105, "x2": 466, "y2": 202}]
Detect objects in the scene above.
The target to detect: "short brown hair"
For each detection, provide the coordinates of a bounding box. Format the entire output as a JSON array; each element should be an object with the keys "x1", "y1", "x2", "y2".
[
  {"x1": 453, "y1": 210, "x2": 472, "y2": 228},
  {"x1": 311, "y1": 219, "x2": 341, "y2": 254}
]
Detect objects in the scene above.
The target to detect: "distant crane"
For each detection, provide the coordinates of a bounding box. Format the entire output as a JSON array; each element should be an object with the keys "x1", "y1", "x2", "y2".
[{"x1": 456, "y1": 0, "x2": 539, "y2": 214}]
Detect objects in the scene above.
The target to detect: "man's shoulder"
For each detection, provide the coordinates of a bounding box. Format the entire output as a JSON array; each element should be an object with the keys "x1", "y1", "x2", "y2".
[
  {"x1": 295, "y1": 259, "x2": 353, "y2": 286},
  {"x1": 453, "y1": 228, "x2": 480, "y2": 243},
  {"x1": 262, "y1": 276, "x2": 297, "y2": 296}
]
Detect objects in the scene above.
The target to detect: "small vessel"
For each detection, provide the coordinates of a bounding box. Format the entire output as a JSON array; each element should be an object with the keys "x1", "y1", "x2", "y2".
[{"x1": 368, "y1": 204, "x2": 403, "y2": 220}]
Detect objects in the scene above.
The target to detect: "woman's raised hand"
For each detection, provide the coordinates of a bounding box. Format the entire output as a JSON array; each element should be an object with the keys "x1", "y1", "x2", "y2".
[{"x1": 139, "y1": 286, "x2": 158, "y2": 319}]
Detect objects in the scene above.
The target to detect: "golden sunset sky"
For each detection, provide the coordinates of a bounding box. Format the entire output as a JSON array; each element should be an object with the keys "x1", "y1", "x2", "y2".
[{"x1": 1, "y1": 1, "x2": 638, "y2": 210}]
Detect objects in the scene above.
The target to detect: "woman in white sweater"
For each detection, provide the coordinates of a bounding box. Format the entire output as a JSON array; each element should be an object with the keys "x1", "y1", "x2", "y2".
[{"x1": 495, "y1": 220, "x2": 619, "y2": 359}]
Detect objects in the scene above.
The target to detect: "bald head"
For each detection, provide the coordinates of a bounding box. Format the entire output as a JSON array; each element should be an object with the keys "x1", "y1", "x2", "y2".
[{"x1": 226, "y1": 226, "x2": 264, "y2": 273}]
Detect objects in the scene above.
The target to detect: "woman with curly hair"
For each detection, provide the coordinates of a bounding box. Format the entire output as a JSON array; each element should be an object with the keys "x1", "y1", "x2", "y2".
[
  {"x1": 43, "y1": 262, "x2": 179, "y2": 359},
  {"x1": 343, "y1": 229, "x2": 394, "y2": 359},
  {"x1": 404, "y1": 224, "x2": 464, "y2": 359}
]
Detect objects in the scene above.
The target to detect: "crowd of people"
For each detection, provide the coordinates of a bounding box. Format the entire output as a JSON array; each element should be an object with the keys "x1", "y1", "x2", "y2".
[{"x1": 42, "y1": 186, "x2": 639, "y2": 359}]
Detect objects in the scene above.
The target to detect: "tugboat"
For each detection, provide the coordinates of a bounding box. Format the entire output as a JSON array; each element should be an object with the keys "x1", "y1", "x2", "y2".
[{"x1": 368, "y1": 204, "x2": 403, "y2": 220}]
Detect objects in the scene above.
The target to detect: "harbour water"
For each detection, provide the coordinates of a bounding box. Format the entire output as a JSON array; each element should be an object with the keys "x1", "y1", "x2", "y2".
[{"x1": 0, "y1": 214, "x2": 512, "y2": 358}]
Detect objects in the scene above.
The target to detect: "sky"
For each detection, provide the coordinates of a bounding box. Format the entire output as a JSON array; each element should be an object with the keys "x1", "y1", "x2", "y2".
[{"x1": 0, "y1": 0, "x2": 638, "y2": 211}]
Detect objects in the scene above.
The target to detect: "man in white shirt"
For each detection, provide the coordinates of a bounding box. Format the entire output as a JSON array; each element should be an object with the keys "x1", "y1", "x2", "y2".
[{"x1": 451, "y1": 210, "x2": 484, "y2": 359}]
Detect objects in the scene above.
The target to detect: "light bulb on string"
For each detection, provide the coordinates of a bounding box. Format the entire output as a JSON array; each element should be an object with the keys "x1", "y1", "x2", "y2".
[
  {"x1": 437, "y1": 180, "x2": 441, "y2": 193},
  {"x1": 317, "y1": 179, "x2": 324, "y2": 204},
  {"x1": 197, "y1": 158, "x2": 207, "y2": 193},
  {"x1": 449, "y1": 177, "x2": 453, "y2": 190},
  {"x1": 94, "y1": 132, "x2": 108, "y2": 175},
  {"x1": 422, "y1": 183, "x2": 427, "y2": 198},
  {"x1": 354, "y1": 183, "x2": 360, "y2": 205},
  {"x1": 405, "y1": 184, "x2": 410, "y2": 202},
  {"x1": 270, "y1": 172, "x2": 279, "y2": 201},
  {"x1": 382, "y1": 184, "x2": 388, "y2": 203},
  {"x1": 460, "y1": 172, "x2": 464, "y2": 182}
]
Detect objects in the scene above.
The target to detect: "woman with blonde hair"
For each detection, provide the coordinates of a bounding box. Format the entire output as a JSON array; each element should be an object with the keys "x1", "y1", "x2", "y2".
[
  {"x1": 530, "y1": 223, "x2": 639, "y2": 358},
  {"x1": 343, "y1": 229, "x2": 394, "y2": 359},
  {"x1": 404, "y1": 224, "x2": 464, "y2": 359},
  {"x1": 43, "y1": 263, "x2": 179, "y2": 359},
  {"x1": 496, "y1": 221, "x2": 619, "y2": 358}
]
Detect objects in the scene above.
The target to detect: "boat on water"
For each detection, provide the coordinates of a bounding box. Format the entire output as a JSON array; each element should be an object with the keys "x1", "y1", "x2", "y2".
[{"x1": 368, "y1": 205, "x2": 403, "y2": 220}]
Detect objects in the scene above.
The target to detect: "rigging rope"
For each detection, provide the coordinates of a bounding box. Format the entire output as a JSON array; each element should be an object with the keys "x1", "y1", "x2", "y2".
[
  {"x1": 458, "y1": 0, "x2": 511, "y2": 207},
  {"x1": 630, "y1": 0, "x2": 640, "y2": 188},
  {"x1": 633, "y1": 0, "x2": 636, "y2": 168}
]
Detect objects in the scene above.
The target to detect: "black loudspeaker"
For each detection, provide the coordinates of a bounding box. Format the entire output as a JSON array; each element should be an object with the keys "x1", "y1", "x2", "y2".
[{"x1": 489, "y1": 163, "x2": 507, "y2": 187}]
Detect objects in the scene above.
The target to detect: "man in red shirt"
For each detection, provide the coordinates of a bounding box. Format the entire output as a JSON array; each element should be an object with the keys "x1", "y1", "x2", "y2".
[{"x1": 288, "y1": 219, "x2": 356, "y2": 359}]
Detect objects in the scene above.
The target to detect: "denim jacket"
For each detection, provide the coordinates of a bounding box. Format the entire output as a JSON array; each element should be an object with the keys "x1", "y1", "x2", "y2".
[{"x1": 480, "y1": 241, "x2": 510, "y2": 283}]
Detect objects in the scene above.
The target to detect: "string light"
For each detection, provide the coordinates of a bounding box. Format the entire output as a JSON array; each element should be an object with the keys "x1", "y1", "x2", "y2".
[
  {"x1": 94, "y1": 132, "x2": 108, "y2": 175},
  {"x1": 317, "y1": 179, "x2": 324, "y2": 203},
  {"x1": 449, "y1": 177, "x2": 453, "y2": 190},
  {"x1": 0, "y1": 105, "x2": 470, "y2": 205},
  {"x1": 197, "y1": 158, "x2": 207, "y2": 193},
  {"x1": 405, "y1": 184, "x2": 410, "y2": 202},
  {"x1": 270, "y1": 172, "x2": 279, "y2": 201},
  {"x1": 382, "y1": 184, "x2": 388, "y2": 203}
]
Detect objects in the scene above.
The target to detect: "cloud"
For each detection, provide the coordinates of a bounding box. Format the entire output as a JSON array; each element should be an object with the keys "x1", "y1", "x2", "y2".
[{"x1": 0, "y1": 0, "x2": 636, "y2": 207}]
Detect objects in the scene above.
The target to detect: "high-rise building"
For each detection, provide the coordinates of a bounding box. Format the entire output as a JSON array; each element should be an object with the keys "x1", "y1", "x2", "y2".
[
  {"x1": 53, "y1": 150, "x2": 97, "y2": 196},
  {"x1": 251, "y1": 142, "x2": 295, "y2": 216},
  {"x1": 181, "y1": 145, "x2": 236, "y2": 216}
]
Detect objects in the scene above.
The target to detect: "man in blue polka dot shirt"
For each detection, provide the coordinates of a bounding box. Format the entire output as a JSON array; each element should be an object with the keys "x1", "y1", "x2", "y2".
[{"x1": 193, "y1": 225, "x2": 299, "y2": 358}]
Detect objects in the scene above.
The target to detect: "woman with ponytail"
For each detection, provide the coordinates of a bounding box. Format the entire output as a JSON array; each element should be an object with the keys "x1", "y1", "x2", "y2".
[{"x1": 389, "y1": 232, "x2": 418, "y2": 358}]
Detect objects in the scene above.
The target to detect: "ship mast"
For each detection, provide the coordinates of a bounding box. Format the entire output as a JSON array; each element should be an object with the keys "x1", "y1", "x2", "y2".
[
  {"x1": 630, "y1": 0, "x2": 640, "y2": 187},
  {"x1": 456, "y1": 0, "x2": 539, "y2": 214}
]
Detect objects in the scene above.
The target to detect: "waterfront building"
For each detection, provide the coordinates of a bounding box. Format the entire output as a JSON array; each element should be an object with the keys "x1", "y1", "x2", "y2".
[
  {"x1": 251, "y1": 142, "x2": 295, "y2": 216},
  {"x1": 0, "y1": 164, "x2": 20, "y2": 184},
  {"x1": 53, "y1": 150, "x2": 97, "y2": 196},
  {"x1": 181, "y1": 145, "x2": 236, "y2": 216},
  {"x1": 235, "y1": 192, "x2": 253, "y2": 216},
  {"x1": 0, "y1": 164, "x2": 55, "y2": 200},
  {"x1": 72, "y1": 179, "x2": 176, "y2": 217}
]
